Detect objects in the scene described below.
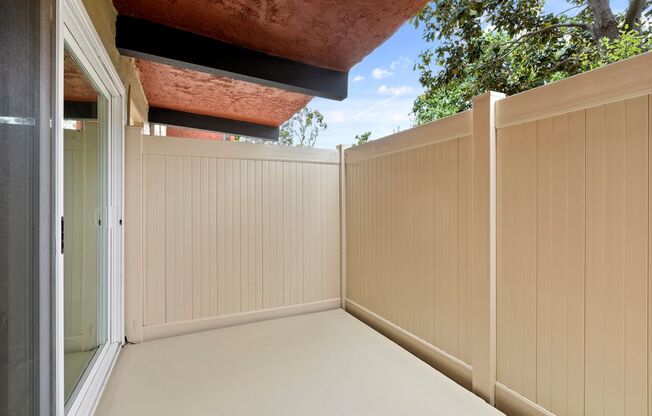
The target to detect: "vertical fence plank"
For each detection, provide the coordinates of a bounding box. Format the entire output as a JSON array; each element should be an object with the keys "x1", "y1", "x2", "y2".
[
  {"x1": 208, "y1": 158, "x2": 218, "y2": 316},
  {"x1": 240, "y1": 160, "x2": 249, "y2": 312},
  {"x1": 217, "y1": 158, "x2": 226, "y2": 316},
  {"x1": 191, "y1": 158, "x2": 202, "y2": 319},
  {"x1": 164, "y1": 156, "x2": 178, "y2": 322},
  {"x1": 624, "y1": 95, "x2": 648, "y2": 416},
  {"x1": 586, "y1": 105, "x2": 606, "y2": 416},
  {"x1": 497, "y1": 121, "x2": 537, "y2": 401},
  {"x1": 458, "y1": 136, "x2": 473, "y2": 365},
  {"x1": 603, "y1": 101, "x2": 626, "y2": 416},
  {"x1": 180, "y1": 156, "x2": 192, "y2": 321},
  {"x1": 536, "y1": 117, "x2": 553, "y2": 410},
  {"x1": 224, "y1": 159, "x2": 234, "y2": 314},
  {"x1": 566, "y1": 110, "x2": 586, "y2": 416},
  {"x1": 414, "y1": 145, "x2": 435, "y2": 345}
]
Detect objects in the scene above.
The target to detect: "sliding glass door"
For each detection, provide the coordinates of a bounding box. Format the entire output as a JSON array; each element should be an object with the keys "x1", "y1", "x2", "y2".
[
  {"x1": 57, "y1": 1, "x2": 125, "y2": 414},
  {"x1": 62, "y1": 47, "x2": 108, "y2": 404}
]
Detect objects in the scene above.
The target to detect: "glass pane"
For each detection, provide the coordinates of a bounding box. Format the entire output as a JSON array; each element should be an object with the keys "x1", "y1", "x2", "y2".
[
  {"x1": 63, "y1": 48, "x2": 108, "y2": 403},
  {"x1": 0, "y1": 0, "x2": 49, "y2": 414}
]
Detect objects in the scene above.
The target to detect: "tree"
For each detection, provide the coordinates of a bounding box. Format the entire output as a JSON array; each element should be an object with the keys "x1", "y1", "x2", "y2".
[
  {"x1": 279, "y1": 107, "x2": 327, "y2": 147},
  {"x1": 411, "y1": 0, "x2": 652, "y2": 125},
  {"x1": 354, "y1": 131, "x2": 372, "y2": 146},
  {"x1": 236, "y1": 107, "x2": 327, "y2": 146}
]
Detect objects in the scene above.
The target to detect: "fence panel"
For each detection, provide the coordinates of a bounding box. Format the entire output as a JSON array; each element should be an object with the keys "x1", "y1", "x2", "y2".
[
  {"x1": 346, "y1": 52, "x2": 652, "y2": 416},
  {"x1": 495, "y1": 52, "x2": 652, "y2": 416},
  {"x1": 126, "y1": 135, "x2": 341, "y2": 342},
  {"x1": 345, "y1": 111, "x2": 478, "y2": 387}
]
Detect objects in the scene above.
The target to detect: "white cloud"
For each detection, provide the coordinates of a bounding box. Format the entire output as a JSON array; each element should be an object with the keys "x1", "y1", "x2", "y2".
[
  {"x1": 378, "y1": 85, "x2": 413, "y2": 96},
  {"x1": 349, "y1": 96, "x2": 400, "y2": 121},
  {"x1": 372, "y1": 67, "x2": 392, "y2": 79},
  {"x1": 352, "y1": 75, "x2": 365, "y2": 82},
  {"x1": 328, "y1": 110, "x2": 346, "y2": 123},
  {"x1": 390, "y1": 56, "x2": 413, "y2": 70}
]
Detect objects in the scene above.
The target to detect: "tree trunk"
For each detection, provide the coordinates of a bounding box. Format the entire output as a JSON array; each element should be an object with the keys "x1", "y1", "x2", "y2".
[
  {"x1": 624, "y1": 0, "x2": 646, "y2": 31},
  {"x1": 588, "y1": 0, "x2": 620, "y2": 39}
]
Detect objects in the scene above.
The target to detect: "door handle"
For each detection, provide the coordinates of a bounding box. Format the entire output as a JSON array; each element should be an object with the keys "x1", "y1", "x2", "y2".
[{"x1": 61, "y1": 216, "x2": 64, "y2": 254}]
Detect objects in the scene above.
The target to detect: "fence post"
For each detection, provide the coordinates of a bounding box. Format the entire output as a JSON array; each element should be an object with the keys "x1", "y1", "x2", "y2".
[
  {"x1": 337, "y1": 144, "x2": 348, "y2": 309},
  {"x1": 471, "y1": 91, "x2": 504, "y2": 405},
  {"x1": 124, "y1": 126, "x2": 143, "y2": 343}
]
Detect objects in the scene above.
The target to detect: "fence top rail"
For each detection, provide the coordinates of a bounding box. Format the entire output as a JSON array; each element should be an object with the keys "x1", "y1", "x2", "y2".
[
  {"x1": 497, "y1": 50, "x2": 652, "y2": 128},
  {"x1": 141, "y1": 135, "x2": 340, "y2": 164},
  {"x1": 345, "y1": 110, "x2": 472, "y2": 163}
]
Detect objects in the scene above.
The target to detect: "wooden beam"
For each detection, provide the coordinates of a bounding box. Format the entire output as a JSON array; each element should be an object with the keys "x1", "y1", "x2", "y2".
[
  {"x1": 64, "y1": 101, "x2": 97, "y2": 119},
  {"x1": 148, "y1": 107, "x2": 279, "y2": 141},
  {"x1": 116, "y1": 15, "x2": 348, "y2": 101}
]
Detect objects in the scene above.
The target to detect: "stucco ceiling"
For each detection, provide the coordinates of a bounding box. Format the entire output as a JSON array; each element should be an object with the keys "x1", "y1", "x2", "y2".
[
  {"x1": 113, "y1": 0, "x2": 428, "y2": 131},
  {"x1": 64, "y1": 51, "x2": 97, "y2": 102},
  {"x1": 136, "y1": 59, "x2": 312, "y2": 127},
  {"x1": 166, "y1": 126, "x2": 225, "y2": 140},
  {"x1": 113, "y1": 0, "x2": 428, "y2": 71}
]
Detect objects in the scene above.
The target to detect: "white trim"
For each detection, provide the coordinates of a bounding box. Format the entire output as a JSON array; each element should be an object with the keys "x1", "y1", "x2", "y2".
[
  {"x1": 344, "y1": 110, "x2": 472, "y2": 163},
  {"x1": 345, "y1": 299, "x2": 473, "y2": 389},
  {"x1": 142, "y1": 299, "x2": 341, "y2": 341},
  {"x1": 55, "y1": 0, "x2": 125, "y2": 414}
]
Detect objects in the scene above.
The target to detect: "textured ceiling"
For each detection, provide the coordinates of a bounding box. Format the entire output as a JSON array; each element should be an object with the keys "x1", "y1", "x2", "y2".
[
  {"x1": 166, "y1": 126, "x2": 224, "y2": 140},
  {"x1": 64, "y1": 51, "x2": 97, "y2": 102},
  {"x1": 113, "y1": 0, "x2": 429, "y2": 71},
  {"x1": 115, "y1": 0, "x2": 427, "y2": 131},
  {"x1": 136, "y1": 59, "x2": 312, "y2": 127}
]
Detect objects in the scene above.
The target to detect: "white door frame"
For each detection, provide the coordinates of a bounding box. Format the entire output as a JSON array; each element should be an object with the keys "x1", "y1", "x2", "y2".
[{"x1": 54, "y1": 0, "x2": 125, "y2": 414}]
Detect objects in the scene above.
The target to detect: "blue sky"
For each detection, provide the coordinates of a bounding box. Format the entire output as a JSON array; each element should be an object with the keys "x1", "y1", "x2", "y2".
[
  {"x1": 311, "y1": 22, "x2": 425, "y2": 148},
  {"x1": 311, "y1": 0, "x2": 630, "y2": 148}
]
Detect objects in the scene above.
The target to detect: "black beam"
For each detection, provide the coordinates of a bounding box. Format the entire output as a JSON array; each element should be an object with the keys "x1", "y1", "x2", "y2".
[
  {"x1": 116, "y1": 15, "x2": 348, "y2": 100},
  {"x1": 149, "y1": 107, "x2": 279, "y2": 141},
  {"x1": 64, "y1": 101, "x2": 97, "y2": 120}
]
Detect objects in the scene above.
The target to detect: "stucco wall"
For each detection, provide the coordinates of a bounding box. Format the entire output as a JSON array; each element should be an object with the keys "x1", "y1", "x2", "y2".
[{"x1": 82, "y1": 0, "x2": 148, "y2": 124}]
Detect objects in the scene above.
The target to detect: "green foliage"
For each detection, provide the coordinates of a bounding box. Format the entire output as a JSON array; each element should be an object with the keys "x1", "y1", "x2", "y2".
[
  {"x1": 411, "y1": 80, "x2": 470, "y2": 125},
  {"x1": 234, "y1": 107, "x2": 327, "y2": 146},
  {"x1": 354, "y1": 131, "x2": 372, "y2": 146},
  {"x1": 411, "y1": 0, "x2": 652, "y2": 125},
  {"x1": 576, "y1": 29, "x2": 652, "y2": 71},
  {"x1": 279, "y1": 107, "x2": 327, "y2": 147}
]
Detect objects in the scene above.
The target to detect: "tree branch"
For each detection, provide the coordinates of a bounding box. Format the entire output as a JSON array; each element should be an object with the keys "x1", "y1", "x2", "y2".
[
  {"x1": 554, "y1": 4, "x2": 586, "y2": 18},
  {"x1": 503, "y1": 23, "x2": 592, "y2": 47}
]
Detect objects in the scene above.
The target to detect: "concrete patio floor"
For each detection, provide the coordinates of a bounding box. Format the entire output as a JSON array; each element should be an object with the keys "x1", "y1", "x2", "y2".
[{"x1": 96, "y1": 309, "x2": 503, "y2": 415}]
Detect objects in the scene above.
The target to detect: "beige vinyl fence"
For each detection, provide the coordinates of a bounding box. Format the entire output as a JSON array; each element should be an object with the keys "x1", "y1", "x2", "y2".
[
  {"x1": 345, "y1": 110, "x2": 477, "y2": 388},
  {"x1": 125, "y1": 134, "x2": 341, "y2": 342},
  {"x1": 495, "y1": 56, "x2": 652, "y2": 416},
  {"x1": 345, "y1": 51, "x2": 652, "y2": 416}
]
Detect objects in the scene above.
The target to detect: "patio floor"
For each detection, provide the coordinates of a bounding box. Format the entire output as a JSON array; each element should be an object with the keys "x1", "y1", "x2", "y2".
[{"x1": 95, "y1": 309, "x2": 502, "y2": 415}]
